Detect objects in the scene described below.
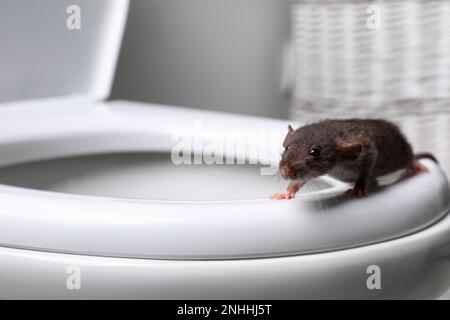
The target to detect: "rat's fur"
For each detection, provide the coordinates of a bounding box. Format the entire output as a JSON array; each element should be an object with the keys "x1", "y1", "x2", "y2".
[{"x1": 277, "y1": 119, "x2": 434, "y2": 197}]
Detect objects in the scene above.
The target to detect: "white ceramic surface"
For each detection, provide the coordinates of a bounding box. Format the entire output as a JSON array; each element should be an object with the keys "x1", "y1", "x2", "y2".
[
  {"x1": 0, "y1": 99, "x2": 448, "y2": 262},
  {"x1": 0, "y1": 0, "x2": 128, "y2": 103}
]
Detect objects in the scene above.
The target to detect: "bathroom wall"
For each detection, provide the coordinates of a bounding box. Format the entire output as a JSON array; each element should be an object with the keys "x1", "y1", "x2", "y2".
[{"x1": 111, "y1": 0, "x2": 290, "y2": 119}]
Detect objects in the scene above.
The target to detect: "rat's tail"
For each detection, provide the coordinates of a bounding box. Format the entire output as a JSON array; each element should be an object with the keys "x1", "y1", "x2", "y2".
[{"x1": 415, "y1": 152, "x2": 439, "y2": 164}]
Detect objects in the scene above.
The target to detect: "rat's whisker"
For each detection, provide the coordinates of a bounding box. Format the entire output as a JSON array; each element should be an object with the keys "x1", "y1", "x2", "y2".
[
  {"x1": 313, "y1": 180, "x2": 328, "y2": 211},
  {"x1": 302, "y1": 175, "x2": 328, "y2": 211}
]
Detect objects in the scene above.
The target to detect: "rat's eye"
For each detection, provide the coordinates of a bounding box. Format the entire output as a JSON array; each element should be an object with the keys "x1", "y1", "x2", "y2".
[{"x1": 309, "y1": 148, "x2": 321, "y2": 158}]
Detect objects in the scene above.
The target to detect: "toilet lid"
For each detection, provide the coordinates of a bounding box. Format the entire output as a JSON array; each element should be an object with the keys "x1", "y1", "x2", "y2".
[
  {"x1": 0, "y1": 0, "x2": 128, "y2": 103},
  {"x1": 0, "y1": 100, "x2": 448, "y2": 259}
]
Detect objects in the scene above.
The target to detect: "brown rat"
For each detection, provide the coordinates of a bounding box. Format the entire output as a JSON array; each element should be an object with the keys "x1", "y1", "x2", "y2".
[{"x1": 271, "y1": 119, "x2": 437, "y2": 199}]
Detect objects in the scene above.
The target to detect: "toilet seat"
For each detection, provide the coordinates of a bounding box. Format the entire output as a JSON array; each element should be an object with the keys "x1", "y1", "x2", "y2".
[{"x1": 0, "y1": 97, "x2": 448, "y2": 260}]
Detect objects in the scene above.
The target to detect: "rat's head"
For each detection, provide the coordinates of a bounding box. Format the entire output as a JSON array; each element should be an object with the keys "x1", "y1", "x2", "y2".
[{"x1": 279, "y1": 123, "x2": 361, "y2": 181}]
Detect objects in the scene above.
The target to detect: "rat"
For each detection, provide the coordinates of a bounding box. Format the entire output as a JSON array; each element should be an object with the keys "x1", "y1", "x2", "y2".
[{"x1": 271, "y1": 119, "x2": 437, "y2": 199}]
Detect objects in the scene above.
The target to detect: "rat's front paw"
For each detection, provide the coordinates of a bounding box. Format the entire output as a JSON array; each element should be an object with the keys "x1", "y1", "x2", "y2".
[{"x1": 270, "y1": 192, "x2": 295, "y2": 200}]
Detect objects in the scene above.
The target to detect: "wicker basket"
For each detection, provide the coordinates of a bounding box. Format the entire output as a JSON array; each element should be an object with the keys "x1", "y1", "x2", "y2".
[{"x1": 289, "y1": 0, "x2": 450, "y2": 174}]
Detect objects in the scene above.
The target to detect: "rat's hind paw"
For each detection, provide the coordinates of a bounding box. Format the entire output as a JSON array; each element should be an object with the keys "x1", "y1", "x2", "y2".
[
  {"x1": 270, "y1": 192, "x2": 295, "y2": 200},
  {"x1": 344, "y1": 187, "x2": 368, "y2": 198},
  {"x1": 400, "y1": 161, "x2": 429, "y2": 181},
  {"x1": 405, "y1": 161, "x2": 428, "y2": 177}
]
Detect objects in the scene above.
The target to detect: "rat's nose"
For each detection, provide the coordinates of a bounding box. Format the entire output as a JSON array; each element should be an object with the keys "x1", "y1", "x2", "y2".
[{"x1": 281, "y1": 165, "x2": 295, "y2": 178}]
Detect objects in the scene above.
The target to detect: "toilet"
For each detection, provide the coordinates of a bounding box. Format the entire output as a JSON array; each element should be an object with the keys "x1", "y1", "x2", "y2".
[{"x1": 0, "y1": 0, "x2": 450, "y2": 299}]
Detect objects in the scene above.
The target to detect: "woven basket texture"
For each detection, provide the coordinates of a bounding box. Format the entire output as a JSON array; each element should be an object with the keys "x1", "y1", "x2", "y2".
[{"x1": 290, "y1": 0, "x2": 450, "y2": 175}]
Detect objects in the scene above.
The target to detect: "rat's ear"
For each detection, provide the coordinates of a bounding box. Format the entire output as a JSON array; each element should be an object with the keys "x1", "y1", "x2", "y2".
[
  {"x1": 336, "y1": 139, "x2": 362, "y2": 160},
  {"x1": 287, "y1": 125, "x2": 295, "y2": 135},
  {"x1": 283, "y1": 125, "x2": 295, "y2": 148}
]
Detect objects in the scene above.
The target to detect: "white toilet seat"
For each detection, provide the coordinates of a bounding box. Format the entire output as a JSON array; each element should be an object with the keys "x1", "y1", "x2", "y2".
[{"x1": 0, "y1": 97, "x2": 448, "y2": 260}]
